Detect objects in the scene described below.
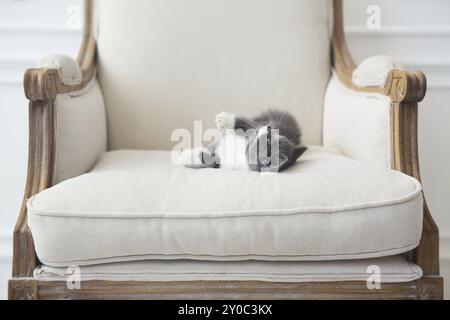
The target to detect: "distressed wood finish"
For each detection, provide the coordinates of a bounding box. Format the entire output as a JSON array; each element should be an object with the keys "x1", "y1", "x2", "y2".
[
  {"x1": 12, "y1": 0, "x2": 96, "y2": 278},
  {"x1": 332, "y1": 0, "x2": 441, "y2": 282},
  {"x1": 8, "y1": 280, "x2": 38, "y2": 300},
  {"x1": 35, "y1": 280, "x2": 420, "y2": 300},
  {"x1": 12, "y1": 100, "x2": 55, "y2": 278},
  {"x1": 9, "y1": 276, "x2": 443, "y2": 300},
  {"x1": 10, "y1": 0, "x2": 442, "y2": 299}
]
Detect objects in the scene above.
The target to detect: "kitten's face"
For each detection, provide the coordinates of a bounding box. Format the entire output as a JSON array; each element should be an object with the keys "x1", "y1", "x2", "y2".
[{"x1": 247, "y1": 126, "x2": 302, "y2": 172}]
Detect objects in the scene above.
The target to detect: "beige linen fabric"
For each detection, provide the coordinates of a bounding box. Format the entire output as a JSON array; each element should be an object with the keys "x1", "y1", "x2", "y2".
[
  {"x1": 34, "y1": 255, "x2": 422, "y2": 283},
  {"x1": 323, "y1": 74, "x2": 392, "y2": 167},
  {"x1": 28, "y1": 147, "x2": 423, "y2": 267},
  {"x1": 96, "y1": 0, "x2": 331, "y2": 149}
]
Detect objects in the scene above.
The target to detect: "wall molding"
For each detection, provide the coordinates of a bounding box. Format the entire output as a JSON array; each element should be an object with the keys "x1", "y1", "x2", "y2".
[
  {"x1": 0, "y1": 58, "x2": 35, "y2": 86},
  {"x1": 0, "y1": 23, "x2": 80, "y2": 86},
  {"x1": 0, "y1": 231, "x2": 13, "y2": 261},
  {"x1": 440, "y1": 233, "x2": 450, "y2": 261},
  {"x1": 2, "y1": 25, "x2": 450, "y2": 88},
  {"x1": 0, "y1": 25, "x2": 81, "y2": 35},
  {"x1": 406, "y1": 62, "x2": 450, "y2": 90},
  {"x1": 0, "y1": 24, "x2": 82, "y2": 84},
  {"x1": 345, "y1": 25, "x2": 450, "y2": 90},
  {"x1": 1, "y1": 60, "x2": 450, "y2": 89},
  {"x1": 346, "y1": 26, "x2": 450, "y2": 36},
  {"x1": 0, "y1": 231, "x2": 12, "y2": 300}
]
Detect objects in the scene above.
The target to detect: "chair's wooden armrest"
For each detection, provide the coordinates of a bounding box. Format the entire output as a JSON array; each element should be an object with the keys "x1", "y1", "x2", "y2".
[
  {"x1": 13, "y1": 96, "x2": 57, "y2": 277},
  {"x1": 333, "y1": 62, "x2": 427, "y2": 104},
  {"x1": 24, "y1": 68, "x2": 59, "y2": 101},
  {"x1": 332, "y1": 0, "x2": 438, "y2": 275},
  {"x1": 383, "y1": 70, "x2": 427, "y2": 103},
  {"x1": 332, "y1": 34, "x2": 427, "y2": 104},
  {"x1": 13, "y1": 2, "x2": 96, "y2": 277},
  {"x1": 24, "y1": 37, "x2": 96, "y2": 102},
  {"x1": 331, "y1": 2, "x2": 427, "y2": 103}
]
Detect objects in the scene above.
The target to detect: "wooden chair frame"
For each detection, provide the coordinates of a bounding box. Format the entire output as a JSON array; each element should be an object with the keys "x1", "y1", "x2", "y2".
[{"x1": 8, "y1": 0, "x2": 443, "y2": 299}]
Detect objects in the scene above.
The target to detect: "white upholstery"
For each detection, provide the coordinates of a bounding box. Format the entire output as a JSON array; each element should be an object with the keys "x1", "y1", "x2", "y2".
[
  {"x1": 27, "y1": 147, "x2": 423, "y2": 267},
  {"x1": 53, "y1": 79, "x2": 107, "y2": 183},
  {"x1": 323, "y1": 74, "x2": 392, "y2": 167},
  {"x1": 38, "y1": 54, "x2": 82, "y2": 86},
  {"x1": 37, "y1": 55, "x2": 107, "y2": 184},
  {"x1": 96, "y1": 0, "x2": 332, "y2": 150},
  {"x1": 352, "y1": 55, "x2": 403, "y2": 88},
  {"x1": 34, "y1": 255, "x2": 422, "y2": 283}
]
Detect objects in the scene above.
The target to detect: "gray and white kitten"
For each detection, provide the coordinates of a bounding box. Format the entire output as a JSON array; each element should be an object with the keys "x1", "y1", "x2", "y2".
[{"x1": 181, "y1": 110, "x2": 307, "y2": 172}]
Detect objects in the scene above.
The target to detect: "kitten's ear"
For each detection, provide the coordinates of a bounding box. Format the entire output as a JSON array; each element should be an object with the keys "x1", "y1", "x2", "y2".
[
  {"x1": 293, "y1": 146, "x2": 308, "y2": 161},
  {"x1": 277, "y1": 153, "x2": 289, "y2": 172}
]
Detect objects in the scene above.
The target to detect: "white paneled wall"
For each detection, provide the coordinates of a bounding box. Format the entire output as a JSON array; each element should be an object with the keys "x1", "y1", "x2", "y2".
[
  {"x1": 0, "y1": 0, "x2": 449, "y2": 299},
  {"x1": 0, "y1": 0, "x2": 82, "y2": 300}
]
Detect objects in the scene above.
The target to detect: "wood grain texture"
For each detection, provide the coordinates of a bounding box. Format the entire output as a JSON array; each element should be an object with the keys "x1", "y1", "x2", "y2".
[
  {"x1": 9, "y1": 276, "x2": 443, "y2": 300},
  {"x1": 23, "y1": 0, "x2": 96, "y2": 102},
  {"x1": 8, "y1": 280, "x2": 38, "y2": 300},
  {"x1": 332, "y1": 0, "x2": 441, "y2": 290},
  {"x1": 12, "y1": 0, "x2": 95, "y2": 278},
  {"x1": 416, "y1": 276, "x2": 444, "y2": 300},
  {"x1": 35, "y1": 280, "x2": 419, "y2": 300},
  {"x1": 12, "y1": 100, "x2": 55, "y2": 278},
  {"x1": 9, "y1": 0, "x2": 442, "y2": 300},
  {"x1": 332, "y1": 1, "x2": 427, "y2": 103}
]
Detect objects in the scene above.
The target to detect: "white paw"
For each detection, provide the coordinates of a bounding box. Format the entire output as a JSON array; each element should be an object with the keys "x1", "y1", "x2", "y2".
[
  {"x1": 180, "y1": 148, "x2": 204, "y2": 168},
  {"x1": 215, "y1": 112, "x2": 235, "y2": 131}
]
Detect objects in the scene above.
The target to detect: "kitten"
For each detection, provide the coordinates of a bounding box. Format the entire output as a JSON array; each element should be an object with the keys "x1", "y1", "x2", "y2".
[{"x1": 181, "y1": 110, "x2": 307, "y2": 172}]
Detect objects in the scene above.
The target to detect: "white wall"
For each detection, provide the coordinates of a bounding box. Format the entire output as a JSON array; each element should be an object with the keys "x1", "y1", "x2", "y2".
[
  {"x1": 0, "y1": 0, "x2": 449, "y2": 300},
  {"x1": 0, "y1": 0, "x2": 82, "y2": 299}
]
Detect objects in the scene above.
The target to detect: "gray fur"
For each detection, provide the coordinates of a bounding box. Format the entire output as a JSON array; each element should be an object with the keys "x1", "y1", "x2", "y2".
[
  {"x1": 203, "y1": 110, "x2": 307, "y2": 172},
  {"x1": 251, "y1": 110, "x2": 302, "y2": 145}
]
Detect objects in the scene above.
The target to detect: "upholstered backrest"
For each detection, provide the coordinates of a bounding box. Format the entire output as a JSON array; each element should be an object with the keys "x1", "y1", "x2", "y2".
[{"x1": 96, "y1": 0, "x2": 331, "y2": 150}]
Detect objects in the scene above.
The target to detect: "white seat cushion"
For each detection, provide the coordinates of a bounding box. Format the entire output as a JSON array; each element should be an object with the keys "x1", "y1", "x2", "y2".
[
  {"x1": 34, "y1": 255, "x2": 422, "y2": 283},
  {"x1": 27, "y1": 147, "x2": 423, "y2": 267}
]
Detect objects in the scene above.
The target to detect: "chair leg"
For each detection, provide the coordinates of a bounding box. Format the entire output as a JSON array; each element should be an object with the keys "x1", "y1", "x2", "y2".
[
  {"x1": 416, "y1": 276, "x2": 444, "y2": 300},
  {"x1": 8, "y1": 279, "x2": 38, "y2": 300}
]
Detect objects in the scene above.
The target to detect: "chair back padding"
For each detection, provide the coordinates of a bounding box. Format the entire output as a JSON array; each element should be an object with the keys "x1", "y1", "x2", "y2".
[{"x1": 96, "y1": 0, "x2": 331, "y2": 150}]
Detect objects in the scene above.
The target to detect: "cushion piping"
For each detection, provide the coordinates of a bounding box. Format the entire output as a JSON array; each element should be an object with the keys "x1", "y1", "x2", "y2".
[
  {"x1": 38, "y1": 242, "x2": 420, "y2": 267},
  {"x1": 34, "y1": 259, "x2": 423, "y2": 283},
  {"x1": 27, "y1": 174, "x2": 422, "y2": 219}
]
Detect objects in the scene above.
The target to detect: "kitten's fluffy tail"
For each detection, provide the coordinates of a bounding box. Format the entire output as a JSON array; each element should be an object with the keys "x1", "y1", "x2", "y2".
[{"x1": 253, "y1": 109, "x2": 301, "y2": 145}]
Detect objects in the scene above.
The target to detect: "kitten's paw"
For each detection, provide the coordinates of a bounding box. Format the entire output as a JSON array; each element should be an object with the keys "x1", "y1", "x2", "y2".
[
  {"x1": 215, "y1": 112, "x2": 236, "y2": 131},
  {"x1": 180, "y1": 148, "x2": 204, "y2": 168}
]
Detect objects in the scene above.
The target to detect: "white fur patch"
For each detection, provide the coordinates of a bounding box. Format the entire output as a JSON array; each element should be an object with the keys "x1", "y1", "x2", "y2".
[
  {"x1": 215, "y1": 112, "x2": 236, "y2": 131},
  {"x1": 180, "y1": 148, "x2": 205, "y2": 168},
  {"x1": 215, "y1": 131, "x2": 249, "y2": 170},
  {"x1": 256, "y1": 125, "x2": 269, "y2": 138}
]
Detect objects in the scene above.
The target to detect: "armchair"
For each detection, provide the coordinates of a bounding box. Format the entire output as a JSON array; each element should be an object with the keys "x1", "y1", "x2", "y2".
[{"x1": 9, "y1": 0, "x2": 442, "y2": 299}]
